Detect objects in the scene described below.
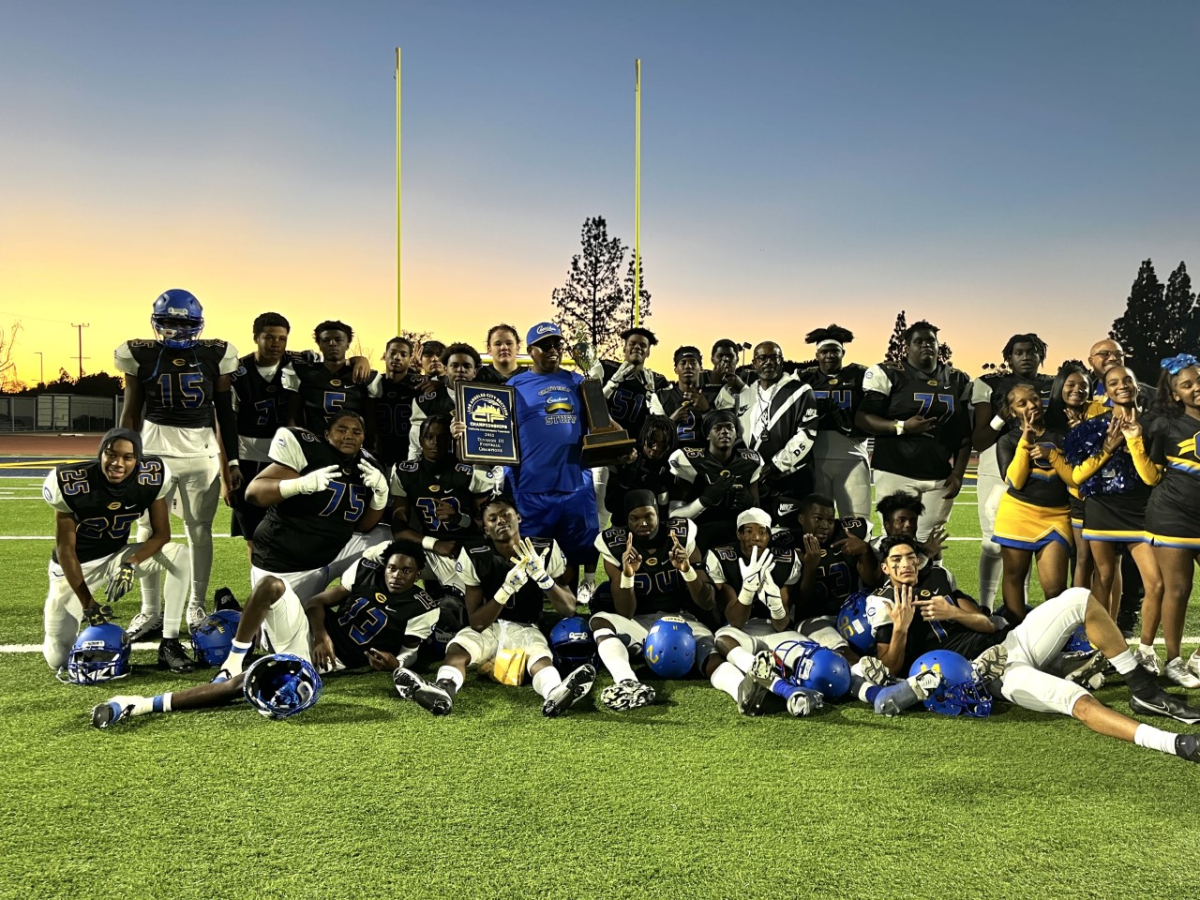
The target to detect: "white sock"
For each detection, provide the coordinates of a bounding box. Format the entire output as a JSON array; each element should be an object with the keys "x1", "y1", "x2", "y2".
[
  {"x1": 583, "y1": 572, "x2": 596, "y2": 588},
  {"x1": 710, "y1": 662, "x2": 743, "y2": 702},
  {"x1": 598, "y1": 638, "x2": 637, "y2": 683},
  {"x1": 726, "y1": 647, "x2": 756, "y2": 674},
  {"x1": 162, "y1": 584, "x2": 186, "y2": 640},
  {"x1": 532, "y1": 666, "x2": 562, "y2": 699},
  {"x1": 1138, "y1": 642, "x2": 1156, "y2": 657},
  {"x1": 1110, "y1": 650, "x2": 1137, "y2": 675},
  {"x1": 978, "y1": 547, "x2": 1002, "y2": 607},
  {"x1": 437, "y1": 666, "x2": 465, "y2": 690},
  {"x1": 1134, "y1": 723, "x2": 1179, "y2": 756},
  {"x1": 223, "y1": 641, "x2": 253, "y2": 677}
]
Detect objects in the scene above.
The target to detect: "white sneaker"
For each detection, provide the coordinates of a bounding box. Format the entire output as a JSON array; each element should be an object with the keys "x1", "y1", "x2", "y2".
[
  {"x1": 126, "y1": 611, "x2": 163, "y2": 642},
  {"x1": 1133, "y1": 645, "x2": 1162, "y2": 676},
  {"x1": 576, "y1": 582, "x2": 594, "y2": 608},
  {"x1": 186, "y1": 604, "x2": 207, "y2": 631},
  {"x1": 1165, "y1": 657, "x2": 1200, "y2": 689},
  {"x1": 1187, "y1": 649, "x2": 1200, "y2": 680}
]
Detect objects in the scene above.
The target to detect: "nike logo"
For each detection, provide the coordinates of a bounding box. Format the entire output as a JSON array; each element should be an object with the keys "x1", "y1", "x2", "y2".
[{"x1": 123, "y1": 505, "x2": 139, "y2": 510}]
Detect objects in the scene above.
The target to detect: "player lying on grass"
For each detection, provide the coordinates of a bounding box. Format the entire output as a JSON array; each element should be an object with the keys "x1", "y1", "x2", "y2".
[
  {"x1": 392, "y1": 497, "x2": 596, "y2": 718},
  {"x1": 861, "y1": 535, "x2": 1200, "y2": 762},
  {"x1": 90, "y1": 541, "x2": 439, "y2": 728},
  {"x1": 43, "y1": 427, "x2": 195, "y2": 675}
]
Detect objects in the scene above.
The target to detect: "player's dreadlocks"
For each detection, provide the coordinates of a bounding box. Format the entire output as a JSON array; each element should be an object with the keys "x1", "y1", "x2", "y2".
[
  {"x1": 1001, "y1": 333, "x2": 1048, "y2": 362},
  {"x1": 804, "y1": 324, "x2": 855, "y2": 345}
]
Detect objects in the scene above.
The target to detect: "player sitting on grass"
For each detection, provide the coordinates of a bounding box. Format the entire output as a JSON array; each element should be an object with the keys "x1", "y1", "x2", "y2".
[
  {"x1": 864, "y1": 535, "x2": 1200, "y2": 762},
  {"x1": 43, "y1": 428, "x2": 195, "y2": 675},
  {"x1": 90, "y1": 541, "x2": 439, "y2": 728},
  {"x1": 392, "y1": 497, "x2": 596, "y2": 718}
]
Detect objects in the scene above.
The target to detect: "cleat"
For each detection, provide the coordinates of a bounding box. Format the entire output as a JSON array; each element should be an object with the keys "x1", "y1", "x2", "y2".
[
  {"x1": 1133, "y1": 646, "x2": 1162, "y2": 676},
  {"x1": 1165, "y1": 658, "x2": 1200, "y2": 689},
  {"x1": 393, "y1": 668, "x2": 453, "y2": 715},
  {"x1": 91, "y1": 696, "x2": 140, "y2": 729},
  {"x1": 1130, "y1": 691, "x2": 1200, "y2": 725},
  {"x1": 575, "y1": 582, "x2": 594, "y2": 609},
  {"x1": 1064, "y1": 652, "x2": 1108, "y2": 691},
  {"x1": 736, "y1": 652, "x2": 777, "y2": 716},
  {"x1": 1187, "y1": 649, "x2": 1200, "y2": 680},
  {"x1": 157, "y1": 638, "x2": 196, "y2": 673},
  {"x1": 186, "y1": 604, "x2": 207, "y2": 632},
  {"x1": 600, "y1": 678, "x2": 656, "y2": 711},
  {"x1": 971, "y1": 644, "x2": 1008, "y2": 683},
  {"x1": 785, "y1": 686, "x2": 825, "y2": 717},
  {"x1": 214, "y1": 587, "x2": 242, "y2": 613},
  {"x1": 127, "y1": 612, "x2": 163, "y2": 643},
  {"x1": 858, "y1": 656, "x2": 893, "y2": 686},
  {"x1": 1176, "y1": 734, "x2": 1200, "y2": 763},
  {"x1": 543, "y1": 664, "x2": 597, "y2": 718}
]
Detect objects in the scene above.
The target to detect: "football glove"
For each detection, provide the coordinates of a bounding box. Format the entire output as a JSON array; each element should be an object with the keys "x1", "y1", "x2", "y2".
[
  {"x1": 105, "y1": 562, "x2": 136, "y2": 603},
  {"x1": 358, "y1": 461, "x2": 390, "y2": 510},
  {"x1": 280, "y1": 464, "x2": 341, "y2": 499},
  {"x1": 603, "y1": 361, "x2": 636, "y2": 397},
  {"x1": 361, "y1": 542, "x2": 389, "y2": 564},
  {"x1": 699, "y1": 472, "x2": 734, "y2": 508},
  {"x1": 737, "y1": 548, "x2": 773, "y2": 604},
  {"x1": 762, "y1": 579, "x2": 787, "y2": 620},
  {"x1": 520, "y1": 538, "x2": 555, "y2": 590},
  {"x1": 494, "y1": 560, "x2": 529, "y2": 607},
  {"x1": 82, "y1": 603, "x2": 114, "y2": 627}
]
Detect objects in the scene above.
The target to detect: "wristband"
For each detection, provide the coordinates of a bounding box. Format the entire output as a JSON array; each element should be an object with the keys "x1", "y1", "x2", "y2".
[
  {"x1": 279, "y1": 478, "x2": 302, "y2": 500},
  {"x1": 422, "y1": 536, "x2": 439, "y2": 551},
  {"x1": 681, "y1": 566, "x2": 698, "y2": 583},
  {"x1": 228, "y1": 460, "x2": 240, "y2": 467},
  {"x1": 893, "y1": 419, "x2": 905, "y2": 436},
  {"x1": 737, "y1": 587, "x2": 757, "y2": 607},
  {"x1": 990, "y1": 414, "x2": 1006, "y2": 432},
  {"x1": 493, "y1": 587, "x2": 512, "y2": 607},
  {"x1": 620, "y1": 572, "x2": 635, "y2": 589}
]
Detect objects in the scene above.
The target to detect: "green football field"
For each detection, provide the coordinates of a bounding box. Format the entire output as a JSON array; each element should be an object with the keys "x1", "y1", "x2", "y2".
[{"x1": 2, "y1": 476, "x2": 1199, "y2": 900}]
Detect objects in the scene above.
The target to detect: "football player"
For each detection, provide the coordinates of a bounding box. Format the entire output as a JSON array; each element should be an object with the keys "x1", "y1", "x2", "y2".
[
  {"x1": 91, "y1": 541, "x2": 442, "y2": 728},
  {"x1": 651, "y1": 346, "x2": 711, "y2": 449},
  {"x1": 590, "y1": 327, "x2": 668, "y2": 441},
  {"x1": 289, "y1": 320, "x2": 382, "y2": 438},
  {"x1": 375, "y1": 337, "x2": 419, "y2": 472},
  {"x1": 390, "y1": 414, "x2": 495, "y2": 589},
  {"x1": 227, "y1": 312, "x2": 298, "y2": 560},
  {"x1": 213, "y1": 411, "x2": 390, "y2": 680},
  {"x1": 668, "y1": 409, "x2": 762, "y2": 550},
  {"x1": 43, "y1": 428, "x2": 195, "y2": 673},
  {"x1": 604, "y1": 414, "x2": 676, "y2": 524},
  {"x1": 704, "y1": 339, "x2": 747, "y2": 404},
  {"x1": 868, "y1": 535, "x2": 1200, "y2": 761},
  {"x1": 855, "y1": 320, "x2": 972, "y2": 542},
  {"x1": 715, "y1": 341, "x2": 819, "y2": 507},
  {"x1": 115, "y1": 289, "x2": 239, "y2": 638},
  {"x1": 392, "y1": 498, "x2": 596, "y2": 718},
  {"x1": 407, "y1": 342, "x2": 480, "y2": 461},
  {"x1": 970, "y1": 333, "x2": 1053, "y2": 609},
  {"x1": 476, "y1": 324, "x2": 528, "y2": 384},
  {"x1": 801, "y1": 325, "x2": 872, "y2": 519},
  {"x1": 871, "y1": 491, "x2": 951, "y2": 585},
  {"x1": 589, "y1": 490, "x2": 716, "y2": 711}
]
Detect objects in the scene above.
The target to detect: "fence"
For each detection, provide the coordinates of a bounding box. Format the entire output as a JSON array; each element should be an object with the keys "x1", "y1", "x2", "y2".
[{"x1": 0, "y1": 394, "x2": 123, "y2": 433}]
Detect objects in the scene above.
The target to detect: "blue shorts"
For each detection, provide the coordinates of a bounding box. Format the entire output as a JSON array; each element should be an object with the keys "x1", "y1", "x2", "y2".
[{"x1": 514, "y1": 487, "x2": 599, "y2": 567}]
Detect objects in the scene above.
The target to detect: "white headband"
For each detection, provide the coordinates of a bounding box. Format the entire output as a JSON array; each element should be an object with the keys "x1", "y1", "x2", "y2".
[{"x1": 816, "y1": 339, "x2": 844, "y2": 352}]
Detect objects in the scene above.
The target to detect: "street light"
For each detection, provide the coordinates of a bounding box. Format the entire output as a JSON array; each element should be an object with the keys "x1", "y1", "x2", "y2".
[{"x1": 739, "y1": 341, "x2": 752, "y2": 366}]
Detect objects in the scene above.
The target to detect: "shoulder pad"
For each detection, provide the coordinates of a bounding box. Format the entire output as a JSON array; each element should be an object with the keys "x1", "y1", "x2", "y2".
[
  {"x1": 668, "y1": 518, "x2": 690, "y2": 537},
  {"x1": 737, "y1": 448, "x2": 762, "y2": 464},
  {"x1": 841, "y1": 516, "x2": 868, "y2": 535},
  {"x1": 528, "y1": 536, "x2": 552, "y2": 552},
  {"x1": 602, "y1": 526, "x2": 628, "y2": 543},
  {"x1": 468, "y1": 545, "x2": 491, "y2": 556},
  {"x1": 296, "y1": 429, "x2": 319, "y2": 443},
  {"x1": 397, "y1": 460, "x2": 419, "y2": 472},
  {"x1": 197, "y1": 339, "x2": 227, "y2": 349},
  {"x1": 773, "y1": 547, "x2": 795, "y2": 562},
  {"x1": 128, "y1": 339, "x2": 158, "y2": 349}
]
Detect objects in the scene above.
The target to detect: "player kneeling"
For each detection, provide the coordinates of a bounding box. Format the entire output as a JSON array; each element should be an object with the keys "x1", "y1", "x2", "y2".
[{"x1": 393, "y1": 498, "x2": 596, "y2": 718}]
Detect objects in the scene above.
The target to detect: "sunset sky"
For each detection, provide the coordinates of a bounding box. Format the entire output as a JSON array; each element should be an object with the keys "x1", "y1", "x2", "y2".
[{"x1": 1, "y1": 1, "x2": 1198, "y2": 386}]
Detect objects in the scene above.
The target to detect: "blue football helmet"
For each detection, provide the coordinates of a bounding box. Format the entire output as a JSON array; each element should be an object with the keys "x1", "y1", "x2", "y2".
[
  {"x1": 60, "y1": 623, "x2": 130, "y2": 685},
  {"x1": 1062, "y1": 624, "x2": 1096, "y2": 657},
  {"x1": 550, "y1": 615, "x2": 597, "y2": 671},
  {"x1": 773, "y1": 640, "x2": 851, "y2": 700},
  {"x1": 837, "y1": 590, "x2": 876, "y2": 654},
  {"x1": 243, "y1": 653, "x2": 323, "y2": 720},
  {"x1": 643, "y1": 616, "x2": 696, "y2": 678},
  {"x1": 909, "y1": 650, "x2": 993, "y2": 717},
  {"x1": 151, "y1": 289, "x2": 204, "y2": 349},
  {"x1": 190, "y1": 610, "x2": 241, "y2": 667}
]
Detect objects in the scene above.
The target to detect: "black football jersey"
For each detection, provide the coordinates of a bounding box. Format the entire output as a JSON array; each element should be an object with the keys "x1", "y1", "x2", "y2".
[
  {"x1": 595, "y1": 360, "x2": 667, "y2": 437},
  {"x1": 867, "y1": 567, "x2": 1001, "y2": 670},
  {"x1": 325, "y1": 558, "x2": 441, "y2": 668},
  {"x1": 654, "y1": 385, "x2": 705, "y2": 448},
  {"x1": 859, "y1": 362, "x2": 972, "y2": 480},
  {"x1": 705, "y1": 543, "x2": 799, "y2": 622},
  {"x1": 605, "y1": 456, "x2": 674, "y2": 520},
  {"x1": 390, "y1": 457, "x2": 491, "y2": 538},
  {"x1": 293, "y1": 360, "x2": 378, "y2": 433},
  {"x1": 116, "y1": 339, "x2": 235, "y2": 429},
  {"x1": 802, "y1": 364, "x2": 868, "y2": 437},
  {"x1": 1147, "y1": 415, "x2": 1200, "y2": 516},
  {"x1": 772, "y1": 516, "x2": 869, "y2": 617},
  {"x1": 408, "y1": 381, "x2": 457, "y2": 450},
  {"x1": 375, "y1": 375, "x2": 420, "y2": 470},
  {"x1": 455, "y1": 536, "x2": 564, "y2": 625},
  {"x1": 476, "y1": 364, "x2": 528, "y2": 385},
  {"x1": 230, "y1": 354, "x2": 293, "y2": 441},
  {"x1": 44, "y1": 457, "x2": 169, "y2": 563},
  {"x1": 669, "y1": 446, "x2": 762, "y2": 525},
  {"x1": 595, "y1": 518, "x2": 700, "y2": 616},
  {"x1": 975, "y1": 371, "x2": 1054, "y2": 414},
  {"x1": 251, "y1": 428, "x2": 375, "y2": 572}
]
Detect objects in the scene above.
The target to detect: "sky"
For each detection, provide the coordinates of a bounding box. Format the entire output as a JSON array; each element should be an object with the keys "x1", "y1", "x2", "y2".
[{"x1": 1, "y1": 1, "x2": 1198, "y2": 386}]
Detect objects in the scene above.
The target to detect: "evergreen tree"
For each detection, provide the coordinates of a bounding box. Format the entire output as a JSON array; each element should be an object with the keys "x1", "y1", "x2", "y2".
[
  {"x1": 884, "y1": 311, "x2": 907, "y2": 366},
  {"x1": 1162, "y1": 262, "x2": 1198, "y2": 357},
  {"x1": 1110, "y1": 259, "x2": 1166, "y2": 382}
]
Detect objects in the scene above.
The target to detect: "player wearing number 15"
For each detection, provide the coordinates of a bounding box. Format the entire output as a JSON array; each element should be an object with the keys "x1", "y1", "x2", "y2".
[
  {"x1": 855, "y1": 321, "x2": 972, "y2": 542},
  {"x1": 115, "y1": 289, "x2": 240, "y2": 637}
]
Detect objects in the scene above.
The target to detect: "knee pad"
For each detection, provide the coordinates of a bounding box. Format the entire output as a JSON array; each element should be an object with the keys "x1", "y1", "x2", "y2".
[
  {"x1": 715, "y1": 626, "x2": 755, "y2": 655},
  {"x1": 592, "y1": 627, "x2": 616, "y2": 642}
]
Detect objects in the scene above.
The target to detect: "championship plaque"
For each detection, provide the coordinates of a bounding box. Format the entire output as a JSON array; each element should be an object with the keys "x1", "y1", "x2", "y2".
[
  {"x1": 456, "y1": 382, "x2": 520, "y2": 465},
  {"x1": 579, "y1": 378, "x2": 638, "y2": 467}
]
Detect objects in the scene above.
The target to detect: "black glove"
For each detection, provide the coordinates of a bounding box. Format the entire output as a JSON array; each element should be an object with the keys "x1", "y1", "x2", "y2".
[
  {"x1": 82, "y1": 604, "x2": 114, "y2": 626},
  {"x1": 699, "y1": 473, "x2": 734, "y2": 508}
]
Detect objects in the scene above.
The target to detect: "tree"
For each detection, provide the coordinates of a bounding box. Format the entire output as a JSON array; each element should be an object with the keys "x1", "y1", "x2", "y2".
[
  {"x1": 1110, "y1": 259, "x2": 1168, "y2": 383},
  {"x1": 1162, "y1": 262, "x2": 1198, "y2": 358},
  {"x1": 938, "y1": 340, "x2": 954, "y2": 365},
  {"x1": 884, "y1": 311, "x2": 907, "y2": 366},
  {"x1": 0, "y1": 321, "x2": 21, "y2": 392},
  {"x1": 551, "y1": 216, "x2": 650, "y2": 364}
]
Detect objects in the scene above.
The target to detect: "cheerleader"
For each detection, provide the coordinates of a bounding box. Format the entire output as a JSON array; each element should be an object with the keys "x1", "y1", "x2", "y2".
[
  {"x1": 1044, "y1": 362, "x2": 1094, "y2": 590},
  {"x1": 993, "y1": 385, "x2": 1074, "y2": 623},
  {"x1": 1065, "y1": 365, "x2": 1163, "y2": 674},
  {"x1": 1145, "y1": 354, "x2": 1200, "y2": 688}
]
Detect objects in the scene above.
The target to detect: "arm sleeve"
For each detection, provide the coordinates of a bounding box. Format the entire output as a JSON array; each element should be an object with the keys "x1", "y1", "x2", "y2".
[
  {"x1": 772, "y1": 388, "x2": 818, "y2": 474},
  {"x1": 1000, "y1": 435, "x2": 1030, "y2": 490},
  {"x1": 215, "y1": 391, "x2": 239, "y2": 462}
]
